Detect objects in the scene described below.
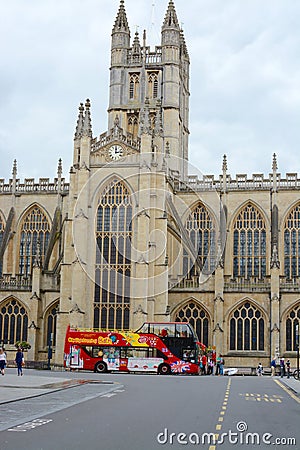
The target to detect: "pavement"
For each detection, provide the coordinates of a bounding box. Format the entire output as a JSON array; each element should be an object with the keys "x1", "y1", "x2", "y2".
[
  {"x1": 0, "y1": 368, "x2": 116, "y2": 405},
  {"x1": 276, "y1": 375, "x2": 300, "y2": 398}
]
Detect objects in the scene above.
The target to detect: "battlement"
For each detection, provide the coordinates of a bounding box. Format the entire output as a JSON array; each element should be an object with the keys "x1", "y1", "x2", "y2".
[
  {"x1": 127, "y1": 46, "x2": 162, "y2": 66},
  {"x1": 0, "y1": 177, "x2": 69, "y2": 194},
  {"x1": 169, "y1": 171, "x2": 300, "y2": 192}
]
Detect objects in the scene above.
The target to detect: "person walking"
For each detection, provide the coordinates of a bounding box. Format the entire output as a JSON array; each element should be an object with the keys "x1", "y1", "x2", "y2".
[
  {"x1": 271, "y1": 358, "x2": 276, "y2": 376},
  {"x1": 0, "y1": 348, "x2": 7, "y2": 375},
  {"x1": 15, "y1": 347, "x2": 24, "y2": 376},
  {"x1": 257, "y1": 362, "x2": 263, "y2": 376}
]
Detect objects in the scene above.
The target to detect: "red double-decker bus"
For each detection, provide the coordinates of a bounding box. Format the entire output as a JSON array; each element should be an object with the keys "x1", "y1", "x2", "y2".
[{"x1": 64, "y1": 322, "x2": 204, "y2": 375}]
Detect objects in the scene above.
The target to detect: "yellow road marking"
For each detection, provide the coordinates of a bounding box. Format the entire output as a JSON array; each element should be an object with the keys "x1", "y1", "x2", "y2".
[
  {"x1": 216, "y1": 424, "x2": 222, "y2": 430},
  {"x1": 274, "y1": 379, "x2": 300, "y2": 405}
]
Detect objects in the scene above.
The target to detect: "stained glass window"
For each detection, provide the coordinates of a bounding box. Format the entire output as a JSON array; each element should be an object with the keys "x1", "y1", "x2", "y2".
[
  {"x1": 0, "y1": 298, "x2": 28, "y2": 345},
  {"x1": 230, "y1": 302, "x2": 264, "y2": 351},
  {"x1": 18, "y1": 206, "x2": 50, "y2": 276},
  {"x1": 94, "y1": 180, "x2": 132, "y2": 329},
  {"x1": 284, "y1": 205, "x2": 300, "y2": 279},
  {"x1": 175, "y1": 302, "x2": 209, "y2": 346},
  {"x1": 233, "y1": 203, "x2": 266, "y2": 278},
  {"x1": 184, "y1": 204, "x2": 216, "y2": 278}
]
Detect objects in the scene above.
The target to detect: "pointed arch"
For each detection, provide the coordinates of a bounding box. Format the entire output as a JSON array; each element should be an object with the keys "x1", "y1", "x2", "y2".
[
  {"x1": 282, "y1": 202, "x2": 300, "y2": 279},
  {"x1": 17, "y1": 204, "x2": 51, "y2": 276},
  {"x1": 232, "y1": 202, "x2": 267, "y2": 279},
  {"x1": 94, "y1": 178, "x2": 132, "y2": 330},
  {"x1": 0, "y1": 296, "x2": 29, "y2": 345},
  {"x1": 0, "y1": 211, "x2": 5, "y2": 275},
  {"x1": 44, "y1": 300, "x2": 59, "y2": 347},
  {"x1": 282, "y1": 301, "x2": 300, "y2": 351},
  {"x1": 129, "y1": 73, "x2": 140, "y2": 100},
  {"x1": 228, "y1": 299, "x2": 266, "y2": 351},
  {"x1": 183, "y1": 202, "x2": 217, "y2": 278},
  {"x1": 172, "y1": 298, "x2": 211, "y2": 346}
]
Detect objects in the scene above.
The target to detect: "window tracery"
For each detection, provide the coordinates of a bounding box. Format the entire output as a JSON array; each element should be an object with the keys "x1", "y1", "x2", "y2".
[
  {"x1": 94, "y1": 180, "x2": 132, "y2": 329},
  {"x1": 233, "y1": 203, "x2": 266, "y2": 278}
]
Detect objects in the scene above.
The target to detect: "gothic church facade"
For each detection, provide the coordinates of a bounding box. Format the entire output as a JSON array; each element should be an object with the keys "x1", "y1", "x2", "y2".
[{"x1": 0, "y1": 0, "x2": 300, "y2": 368}]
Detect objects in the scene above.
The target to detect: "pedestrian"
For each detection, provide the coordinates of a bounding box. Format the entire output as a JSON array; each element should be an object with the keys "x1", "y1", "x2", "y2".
[
  {"x1": 207, "y1": 358, "x2": 214, "y2": 375},
  {"x1": 0, "y1": 347, "x2": 7, "y2": 375},
  {"x1": 257, "y1": 362, "x2": 263, "y2": 376},
  {"x1": 201, "y1": 354, "x2": 207, "y2": 375},
  {"x1": 271, "y1": 358, "x2": 276, "y2": 377},
  {"x1": 279, "y1": 357, "x2": 285, "y2": 378},
  {"x1": 286, "y1": 359, "x2": 291, "y2": 379},
  {"x1": 216, "y1": 354, "x2": 224, "y2": 375},
  {"x1": 220, "y1": 355, "x2": 225, "y2": 375},
  {"x1": 15, "y1": 347, "x2": 24, "y2": 376}
]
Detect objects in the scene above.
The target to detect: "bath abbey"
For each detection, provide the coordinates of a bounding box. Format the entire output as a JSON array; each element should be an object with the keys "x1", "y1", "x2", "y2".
[{"x1": 0, "y1": 0, "x2": 299, "y2": 368}]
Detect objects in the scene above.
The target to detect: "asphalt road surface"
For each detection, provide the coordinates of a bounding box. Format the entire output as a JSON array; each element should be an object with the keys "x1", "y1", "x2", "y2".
[{"x1": 0, "y1": 372, "x2": 299, "y2": 450}]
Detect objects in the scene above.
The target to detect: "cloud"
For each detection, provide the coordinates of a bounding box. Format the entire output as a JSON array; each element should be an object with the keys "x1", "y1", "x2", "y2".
[{"x1": 0, "y1": 0, "x2": 300, "y2": 180}]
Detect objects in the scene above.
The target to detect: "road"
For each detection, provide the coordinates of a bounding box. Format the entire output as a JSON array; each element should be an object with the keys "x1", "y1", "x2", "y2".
[{"x1": 0, "y1": 372, "x2": 299, "y2": 450}]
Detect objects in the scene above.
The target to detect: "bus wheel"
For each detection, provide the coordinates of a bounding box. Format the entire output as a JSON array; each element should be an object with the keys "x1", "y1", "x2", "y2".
[
  {"x1": 95, "y1": 361, "x2": 107, "y2": 374},
  {"x1": 158, "y1": 363, "x2": 171, "y2": 375}
]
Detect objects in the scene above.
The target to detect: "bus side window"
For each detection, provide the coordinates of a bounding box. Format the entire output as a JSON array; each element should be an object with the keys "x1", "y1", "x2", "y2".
[{"x1": 120, "y1": 348, "x2": 127, "y2": 358}]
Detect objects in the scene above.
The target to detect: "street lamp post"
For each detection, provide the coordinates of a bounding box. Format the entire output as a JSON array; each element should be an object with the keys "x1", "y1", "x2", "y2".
[{"x1": 47, "y1": 333, "x2": 53, "y2": 370}]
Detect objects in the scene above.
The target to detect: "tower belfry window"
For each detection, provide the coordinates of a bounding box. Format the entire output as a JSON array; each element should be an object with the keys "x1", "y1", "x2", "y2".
[
  {"x1": 148, "y1": 73, "x2": 159, "y2": 99},
  {"x1": 129, "y1": 73, "x2": 139, "y2": 100}
]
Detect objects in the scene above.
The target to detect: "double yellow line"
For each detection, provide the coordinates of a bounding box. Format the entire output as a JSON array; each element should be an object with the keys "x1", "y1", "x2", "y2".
[
  {"x1": 209, "y1": 378, "x2": 232, "y2": 450},
  {"x1": 274, "y1": 379, "x2": 300, "y2": 405}
]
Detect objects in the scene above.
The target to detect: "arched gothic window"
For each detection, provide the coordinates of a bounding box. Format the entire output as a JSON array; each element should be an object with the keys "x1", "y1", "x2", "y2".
[
  {"x1": 0, "y1": 298, "x2": 28, "y2": 345},
  {"x1": 174, "y1": 302, "x2": 209, "y2": 347},
  {"x1": 286, "y1": 303, "x2": 300, "y2": 351},
  {"x1": 129, "y1": 73, "x2": 139, "y2": 100},
  {"x1": 184, "y1": 204, "x2": 216, "y2": 278},
  {"x1": 45, "y1": 301, "x2": 59, "y2": 347},
  {"x1": 284, "y1": 204, "x2": 300, "y2": 279},
  {"x1": 18, "y1": 206, "x2": 51, "y2": 276},
  {"x1": 127, "y1": 114, "x2": 139, "y2": 139},
  {"x1": 229, "y1": 301, "x2": 265, "y2": 351},
  {"x1": 148, "y1": 73, "x2": 159, "y2": 99},
  {"x1": 233, "y1": 203, "x2": 266, "y2": 278},
  {"x1": 94, "y1": 180, "x2": 132, "y2": 330},
  {"x1": 0, "y1": 213, "x2": 4, "y2": 275}
]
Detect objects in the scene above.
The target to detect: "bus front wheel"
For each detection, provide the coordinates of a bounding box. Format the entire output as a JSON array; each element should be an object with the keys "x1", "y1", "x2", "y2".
[
  {"x1": 95, "y1": 361, "x2": 107, "y2": 374},
  {"x1": 158, "y1": 363, "x2": 171, "y2": 375}
]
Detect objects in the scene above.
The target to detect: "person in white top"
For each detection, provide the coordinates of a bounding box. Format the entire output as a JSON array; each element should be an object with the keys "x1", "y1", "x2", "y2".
[{"x1": 0, "y1": 347, "x2": 7, "y2": 375}]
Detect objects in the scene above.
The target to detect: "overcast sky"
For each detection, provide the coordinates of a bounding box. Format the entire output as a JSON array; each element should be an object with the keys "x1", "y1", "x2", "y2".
[{"x1": 1, "y1": 0, "x2": 300, "y2": 182}]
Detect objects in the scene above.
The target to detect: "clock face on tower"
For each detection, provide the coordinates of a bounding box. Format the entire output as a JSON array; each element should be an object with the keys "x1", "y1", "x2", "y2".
[{"x1": 108, "y1": 144, "x2": 124, "y2": 160}]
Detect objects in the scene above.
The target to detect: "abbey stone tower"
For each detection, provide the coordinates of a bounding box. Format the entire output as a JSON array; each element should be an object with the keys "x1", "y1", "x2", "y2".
[{"x1": 0, "y1": 0, "x2": 300, "y2": 369}]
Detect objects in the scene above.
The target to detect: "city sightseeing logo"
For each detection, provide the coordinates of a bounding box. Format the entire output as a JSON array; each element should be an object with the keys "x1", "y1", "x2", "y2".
[{"x1": 156, "y1": 421, "x2": 296, "y2": 446}]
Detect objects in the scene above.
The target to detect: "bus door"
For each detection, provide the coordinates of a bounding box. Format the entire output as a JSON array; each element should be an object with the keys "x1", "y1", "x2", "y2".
[{"x1": 69, "y1": 345, "x2": 83, "y2": 368}]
